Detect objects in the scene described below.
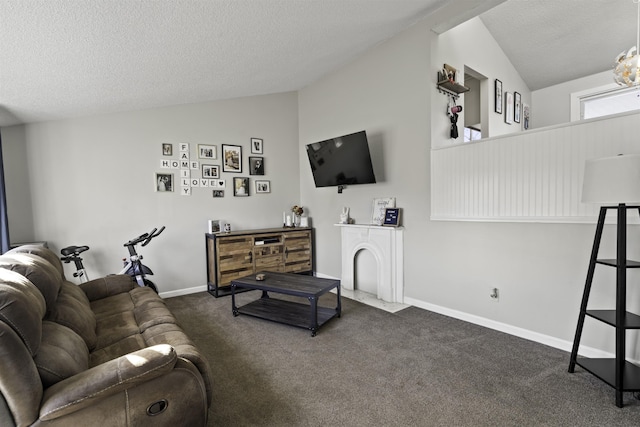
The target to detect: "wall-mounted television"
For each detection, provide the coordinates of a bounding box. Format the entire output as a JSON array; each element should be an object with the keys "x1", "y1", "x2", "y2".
[{"x1": 306, "y1": 130, "x2": 376, "y2": 192}]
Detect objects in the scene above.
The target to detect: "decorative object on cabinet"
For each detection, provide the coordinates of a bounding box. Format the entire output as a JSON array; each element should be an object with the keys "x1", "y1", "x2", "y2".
[
  {"x1": 198, "y1": 144, "x2": 217, "y2": 159},
  {"x1": 255, "y1": 180, "x2": 270, "y2": 193},
  {"x1": 208, "y1": 219, "x2": 220, "y2": 233},
  {"x1": 495, "y1": 79, "x2": 503, "y2": 113},
  {"x1": 155, "y1": 172, "x2": 174, "y2": 192},
  {"x1": 233, "y1": 177, "x2": 250, "y2": 196},
  {"x1": 249, "y1": 156, "x2": 265, "y2": 175},
  {"x1": 371, "y1": 197, "x2": 395, "y2": 225},
  {"x1": 568, "y1": 154, "x2": 640, "y2": 407},
  {"x1": 222, "y1": 144, "x2": 242, "y2": 172},
  {"x1": 251, "y1": 137, "x2": 264, "y2": 154},
  {"x1": 205, "y1": 227, "x2": 313, "y2": 297},
  {"x1": 514, "y1": 91, "x2": 521, "y2": 123}
]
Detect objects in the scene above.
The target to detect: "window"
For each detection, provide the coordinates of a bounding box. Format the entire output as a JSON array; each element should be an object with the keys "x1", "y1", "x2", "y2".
[{"x1": 581, "y1": 87, "x2": 640, "y2": 120}]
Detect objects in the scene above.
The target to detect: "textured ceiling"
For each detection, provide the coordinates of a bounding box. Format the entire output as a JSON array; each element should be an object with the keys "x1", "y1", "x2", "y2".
[
  {"x1": 0, "y1": 0, "x2": 455, "y2": 127},
  {"x1": 4, "y1": 0, "x2": 626, "y2": 128},
  {"x1": 480, "y1": 0, "x2": 640, "y2": 91}
]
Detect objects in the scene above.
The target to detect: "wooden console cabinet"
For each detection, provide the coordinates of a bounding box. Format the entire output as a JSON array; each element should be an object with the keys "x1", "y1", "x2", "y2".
[{"x1": 206, "y1": 227, "x2": 313, "y2": 297}]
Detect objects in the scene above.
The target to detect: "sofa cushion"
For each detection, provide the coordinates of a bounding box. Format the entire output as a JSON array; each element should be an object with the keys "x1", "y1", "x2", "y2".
[
  {"x1": 0, "y1": 253, "x2": 61, "y2": 312},
  {"x1": 35, "y1": 321, "x2": 89, "y2": 388},
  {"x1": 47, "y1": 287, "x2": 97, "y2": 350},
  {"x1": 0, "y1": 270, "x2": 46, "y2": 356},
  {"x1": 89, "y1": 334, "x2": 147, "y2": 367},
  {"x1": 7, "y1": 244, "x2": 66, "y2": 280}
]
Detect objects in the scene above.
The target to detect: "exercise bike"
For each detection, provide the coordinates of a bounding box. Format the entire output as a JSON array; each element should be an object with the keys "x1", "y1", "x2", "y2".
[{"x1": 60, "y1": 226, "x2": 165, "y2": 293}]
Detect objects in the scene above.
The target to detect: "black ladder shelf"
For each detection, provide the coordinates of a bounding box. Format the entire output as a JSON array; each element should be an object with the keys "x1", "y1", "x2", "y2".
[{"x1": 568, "y1": 204, "x2": 640, "y2": 407}]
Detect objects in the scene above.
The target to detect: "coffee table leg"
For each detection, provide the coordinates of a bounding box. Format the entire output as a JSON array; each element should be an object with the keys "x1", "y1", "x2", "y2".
[
  {"x1": 336, "y1": 284, "x2": 341, "y2": 318},
  {"x1": 231, "y1": 284, "x2": 239, "y2": 316},
  {"x1": 308, "y1": 296, "x2": 318, "y2": 337}
]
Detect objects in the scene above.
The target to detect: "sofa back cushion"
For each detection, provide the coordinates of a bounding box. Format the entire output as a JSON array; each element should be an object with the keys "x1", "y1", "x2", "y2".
[
  {"x1": 0, "y1": 253, "x2": 61, "y2": 312},
  {"x1": 0, "y1": 270, "x2": 46, "y2": 356},
  {"x1": 35, "y1": 321, "x2": 89, "y2": 388},
  {"x1": 7, "y1": 244, "x2": 66, "y2": 280},
  {"x1": 46, "y1": 283, "x2": 97, "y2": 350}
]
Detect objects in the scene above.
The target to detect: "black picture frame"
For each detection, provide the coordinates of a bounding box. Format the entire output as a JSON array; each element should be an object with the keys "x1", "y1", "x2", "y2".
[
  {"x1": 222, "y1": 144, "x2": 242, "y2": 173},
  {"x1": 383, "y1": 208, "x2": 401, "y2": 227},
  {"x1": 233, "y1": 177, "x2": 250, "y2": 196},
  {"x1": 249, "y1": 156, "x2": 265, "y2": 175},
  {"x1": 495, "y1": 79, "x2": 502, "y2": 114},
  {"x1": 514, "y1": 91, "x2": 521, "y2": 123}
]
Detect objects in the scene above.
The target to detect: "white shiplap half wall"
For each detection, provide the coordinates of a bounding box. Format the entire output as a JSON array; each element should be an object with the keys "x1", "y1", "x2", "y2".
[{"x1": 431, "y1": 111, "x2": 640, "y2": 223}]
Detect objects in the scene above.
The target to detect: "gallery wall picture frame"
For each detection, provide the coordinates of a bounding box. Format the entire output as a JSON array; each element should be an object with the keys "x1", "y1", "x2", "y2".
[
  {"x1": 523, "y1": 103, "x2": 530, "y2": 130},
  {"x1": 155, "y1": 173, "x2": 174, "y2": 192},
  {"x1": 222, "y1": 144, "x2": 242, "y2": 173},
  {"x1": 495, "y1": 79, "x2": 502, "y2": 114},
  {"x1": 198, "y1": 144, "x2": 217, "y2": 159},
  {"x1": 249, "y1": 156, "x2": 265, "y2": 175},
  {"x1": 255, "y1": 180, "x2": 270, "y2": 193},
  {"x1": 371, "y1": 197, "x2": 396, "y2": 225},
  {"x1": 514, "y1": 91, "x2": 521, "y2": 123},
  {"x1": 202, "y1": 164, "x2": 219, "y2": 179},
  {"x1": 162, "y1": 143, "x2": 173, "y2": 156},
  {"x1": 251, "y1": 137, "x2": 263, "y2": 154},
  {"x1": 504, "y1": 92, "x2": 513, "y2": 124},
  {"x1": 212, "y1": 190, "x2": 225, "y2": 198},
  {"x1": 233, "y1": 177, "x2": 250, "y2": 196}
]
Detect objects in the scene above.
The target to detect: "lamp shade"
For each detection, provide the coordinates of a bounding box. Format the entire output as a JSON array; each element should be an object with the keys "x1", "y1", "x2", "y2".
[{"x1": 582, "y1": 154, "x2": 640, "y2": 204}]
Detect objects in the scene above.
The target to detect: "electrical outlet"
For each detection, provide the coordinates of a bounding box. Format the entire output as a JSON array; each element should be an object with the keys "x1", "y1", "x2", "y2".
[{"x1": 490, "y1": 287, "x2": 499, "y2": 302}]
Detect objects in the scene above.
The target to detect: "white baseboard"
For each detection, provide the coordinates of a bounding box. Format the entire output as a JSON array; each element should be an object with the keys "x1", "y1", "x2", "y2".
[
  {"x1": 160, "y1": 285, "x2": 207, "y2": 299},
  {"x1": 403, "y1": 296, "x2": 614, "y2": 360}
]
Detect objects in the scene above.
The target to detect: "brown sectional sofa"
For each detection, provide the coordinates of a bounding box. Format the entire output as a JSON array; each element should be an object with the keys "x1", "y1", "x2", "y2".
[{"x1": 0, "y1": 244, "x2": 212, "y2": 426}]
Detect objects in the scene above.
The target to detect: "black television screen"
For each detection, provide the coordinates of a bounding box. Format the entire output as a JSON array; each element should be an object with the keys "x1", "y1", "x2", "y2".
[{"x1": 306, "y1": 130, "x2": 376, "y2": 188}]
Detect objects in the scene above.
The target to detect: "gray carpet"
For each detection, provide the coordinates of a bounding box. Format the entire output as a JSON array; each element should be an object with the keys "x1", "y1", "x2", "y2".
[{"x1": 164, "y1": 291, "x2": 640, "y2": 426}]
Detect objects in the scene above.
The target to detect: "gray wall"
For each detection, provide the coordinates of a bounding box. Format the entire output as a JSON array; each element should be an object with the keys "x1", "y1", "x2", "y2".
[{"x1": 3, "y1": 92, "x2": 300, "y2": 294}]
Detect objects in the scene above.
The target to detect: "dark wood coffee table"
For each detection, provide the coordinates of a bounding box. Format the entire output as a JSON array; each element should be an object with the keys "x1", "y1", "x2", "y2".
[{"x1": 231, "y1": 272, "x2": 341, "y2": 336}]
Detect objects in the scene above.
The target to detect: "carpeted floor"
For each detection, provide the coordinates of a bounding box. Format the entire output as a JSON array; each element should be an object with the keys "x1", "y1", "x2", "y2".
[{"x1": 164, "y1": 291, "x2": 640, "y2": 426}]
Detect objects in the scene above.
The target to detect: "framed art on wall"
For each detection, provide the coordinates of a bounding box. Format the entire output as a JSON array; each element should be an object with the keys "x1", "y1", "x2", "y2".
[
  {"x1": 198, "y1": 144, "x2": 217, "y2": 159},
  {"x1": 233, "y1": 177, "x2": 249, "y2": 196},
  {"x1": 251, "y1": 137, "x2": 263, "y2": 154},
  {"x1": 504, "y1": 92, "x2": 513, "y2": 124},
  {"x1": 222, "y1": 144, "x2": 242, "y2": 173},
  {"x1": 495, "y1": 79, "x2": 502, "y2": 114},
  {"x1": 202, "y1": 164, "x2": 219, "y2": 179},
  {"x1": 514, "y1": 91, "x2": 521, "y2": 123},
  {"x1": 255, "y1": 180, "x2": 270, "y2": 193},
  {"x1": 155, "y1": 173, "x2": 174, "y2": 192},
  {"x1": 249, "y1": 157, "x2": 264, "y2": 175},
  {"x1": 162, "y1": 143, "x2": 173, "y2": 156}
]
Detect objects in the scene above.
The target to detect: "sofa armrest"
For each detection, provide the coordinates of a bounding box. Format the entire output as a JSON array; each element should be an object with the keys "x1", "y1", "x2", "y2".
[
  {"x1": 39, "y1": 344, "x2": 176, "y2": 421},
  {"x1": 79, "y1": 275, "x2": 135, "y2": 301}
]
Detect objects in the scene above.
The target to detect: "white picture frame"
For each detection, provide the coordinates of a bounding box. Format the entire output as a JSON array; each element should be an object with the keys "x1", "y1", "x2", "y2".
[{"x1": 371, "y1": 197, "x2": 395, "y2": 225}]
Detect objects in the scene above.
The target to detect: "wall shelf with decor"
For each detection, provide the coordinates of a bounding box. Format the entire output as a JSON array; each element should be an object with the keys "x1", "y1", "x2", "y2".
[{"x1": 436, "y1": 64, "x2": 469, "y2": 99}]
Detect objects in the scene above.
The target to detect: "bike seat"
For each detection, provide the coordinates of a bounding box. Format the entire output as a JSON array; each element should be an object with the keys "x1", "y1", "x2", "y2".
[{"x1": 60, "y1": 245, "x2": 89, "y2": 256}]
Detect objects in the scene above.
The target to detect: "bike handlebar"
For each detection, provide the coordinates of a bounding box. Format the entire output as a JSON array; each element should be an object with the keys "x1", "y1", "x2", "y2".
[{"x1": 124, "y1": 226, "x2": 165, "y2": 247}]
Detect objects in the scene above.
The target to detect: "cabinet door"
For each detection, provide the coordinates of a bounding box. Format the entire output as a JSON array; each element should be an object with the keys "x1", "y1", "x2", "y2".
[
  {"x1": 284, "y1": 230, "x2": 312, "y2": 273},
  {"x1": 217, "y1": 236, "x2": 254, "y2": 287},
  {"x1": 254, "y1": 244, "x2": 285, "y2": 272}
]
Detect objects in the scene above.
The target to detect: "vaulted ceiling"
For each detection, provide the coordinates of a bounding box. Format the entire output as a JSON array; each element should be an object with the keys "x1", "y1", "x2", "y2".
[{"x1": 1, "y1": 0, "x2": 634, "y2": 127}]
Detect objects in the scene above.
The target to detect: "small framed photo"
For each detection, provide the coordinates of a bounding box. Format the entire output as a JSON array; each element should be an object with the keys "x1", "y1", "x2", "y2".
[
  {"x1": 383, "y1": 208, "x2": 401, "y2": 227},
  {"x1": 208, "y1": 219, "x2": 220, "y2": 233},
  {"x1": 504, "y1": 92, "x2": 513, "y2": 124},
  {"x1": 202, "y1": 164, "x2": 219, "y2": 179},
  {"x1": 255, "y1": 180, "x2": 270, "y2": 193},
  {"x1": 162, "y1": 143, "x2": 173, "y2": 156},
  {"x1": 212, "y1": 190, "x2": 225, "y2": 198},
  {"x1": 155, "y1": 173, "x2": 174, "y2": 192},
  {"x1": 494, "y1": 79, "x2": 502, "y2": 114},
  {"x1": 249, "y1": 156, "x2": 265, "y2": 175},
  {"x1": 222, "y1": 144, "x2": 242, "y2": 173},
  {"x1": 198, "y1": 144, "x2": 217, "y2": 159},
  {"x1": 233, "y1": 177, "x2": 250, "y2": 196},
  {"x1": 514, "y1": 91, "x2": 521, "y2": 123},
  {"x1": 251, "y1": 137, "x2": 263, "y2": 154}
]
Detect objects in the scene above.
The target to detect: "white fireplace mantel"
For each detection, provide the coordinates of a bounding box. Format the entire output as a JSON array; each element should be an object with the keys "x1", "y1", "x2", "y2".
[{"x1": 335, "y1": 224, "x2": 404, "y2": 304}]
